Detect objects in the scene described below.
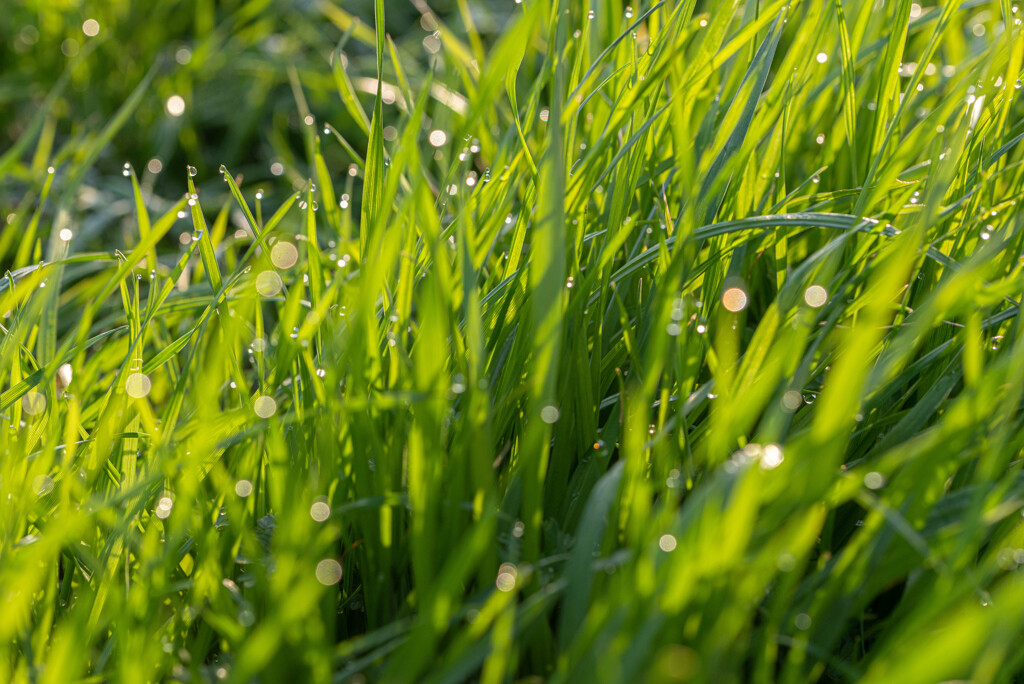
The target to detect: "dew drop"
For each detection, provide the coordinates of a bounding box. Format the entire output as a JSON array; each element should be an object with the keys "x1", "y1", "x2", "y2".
[
  {"x1": 255, "y1": 271, "x2": 283, "y2": 297},
  {"x1": 166, "y1": 95, "x2": 186, "y2": 117},
  {"x1": 429, "y1": 129, "x2": 447, "y2": 147},
  {"x1": 23, "y1": 392, "x2": 46, "y2": 415},
  {"x1": 803, "y1": 285, "x2": 828, "y2": 307},
  {"x1": 722, "y1": 287, "x2": 748, "y2": 312},
  {"x1": 310, "y1": 501, "x2": 331, "y2": 522},
  {"x1": 315, "y1": 559, "x2": 343, "y2": 585},
  {"x1": 125, "y1": 373, "x2": 152, "y2": 398},
  {"x1": 253, "y1": 395, "x2": 277, "y2": 418},
  {"x1": 270, "y1": 241, "x2": 299, "y2": 269}
]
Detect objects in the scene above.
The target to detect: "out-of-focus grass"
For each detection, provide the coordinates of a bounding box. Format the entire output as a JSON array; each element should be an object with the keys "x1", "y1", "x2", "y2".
[
  {"x1": 0, "y1": 0, "x2": 490, "y2": 216},
  {"x1": 3, "y1": 0, "x2": 1024, "y2": 682}
]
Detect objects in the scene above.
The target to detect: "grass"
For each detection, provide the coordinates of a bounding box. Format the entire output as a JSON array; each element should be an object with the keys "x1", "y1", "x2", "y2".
[{"x1": 3, "y1": 0, "x2": 1024, "y2": 681}]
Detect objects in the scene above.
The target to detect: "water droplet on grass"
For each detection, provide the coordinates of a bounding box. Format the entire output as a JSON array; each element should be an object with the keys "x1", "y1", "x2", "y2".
[
  {"x1": 804, "y1": 285, "x2": 828, "y2": 307},
  {"x1": 270, "y1": 241, "x2": 298, "y2": 269},
  {"x1": 496, "y1": 563, "x2": 518, "y2": 591},
  {"x1": 125, "y1": 373, "x2": 152, "y2": 398},
  {"x1": 255, "y1": 271, "x2": 283, "y2": 297},
  {"x1": 429, "y1": 129, "x2": 447, "y2": 147},
  {"x1": 166, "y1": 95, "x2": 186, "y2": 117},
  {"x1": 155, "y1": 496, "x2": 174, "y2": 519},
  {"x1": 781, "y1": 390, "x2": 802, "y2": 411},
  {"x1": 760, "y1": 444, "x2": 784, "y2": 469},
  {"x1": 722, "y1": 287, "x2": 748, "y2": 312},
  {"x1": 316, "y1": 559, "x2": 343, "y2": 585},
  {"x1": 22, "y1": 392, "x2": 46, "y2": 415},
  {"x1": 33, "y1": 474, "x2": 54, "y2": 496},
  {"x1": 310, "y1": 501, "x2": 331, "y2": 522},
  {"x1": 253, "y1": 395, "x2": 277, "y2": 418}
]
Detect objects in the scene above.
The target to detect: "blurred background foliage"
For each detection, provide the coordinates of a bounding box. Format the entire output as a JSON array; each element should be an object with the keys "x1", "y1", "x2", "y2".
[
  {"x1": 1, "y1": 0, "x2": 514, "y2": 258},
  {"x1": 0, "y1": 0, "x2": 999, "y2": 238}
]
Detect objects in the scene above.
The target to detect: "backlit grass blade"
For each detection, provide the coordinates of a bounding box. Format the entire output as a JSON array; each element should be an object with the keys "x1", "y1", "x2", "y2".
[
  {"x1": 359, "y1": 0, "x2": 386, "y2": 258},
  {"x1": 518, "y1": 0, "x2": 569, "y2": 564}
]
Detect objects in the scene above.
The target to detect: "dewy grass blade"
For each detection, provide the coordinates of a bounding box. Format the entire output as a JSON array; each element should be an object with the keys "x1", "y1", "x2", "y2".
[
  {"x1": 128, "y1": 166, "x2": 156, "y2": 273},
  {"x1": 360, "y1": 0, "x2": 387, "y2": 259},
  {"x1": 698, "y1": 11, "x2": 785, "y2": 224},
  {"x1": 332, "y1": 40, "x2": 371, "y2": 137},
  {"x1": 518, "y1": 0, "x2": 569, "y2": 565},
  {"x1": 855, "y1": 0, "x2": 912, "y2": 213},
  {"x1": 833, "y1": 0, "x2": 860, "y2": 184}
]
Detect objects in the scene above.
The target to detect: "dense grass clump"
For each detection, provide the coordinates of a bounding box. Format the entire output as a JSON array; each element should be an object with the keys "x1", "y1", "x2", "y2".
[{"x1": 3, "y1": 0, "x2": 1024, "y2": 681}]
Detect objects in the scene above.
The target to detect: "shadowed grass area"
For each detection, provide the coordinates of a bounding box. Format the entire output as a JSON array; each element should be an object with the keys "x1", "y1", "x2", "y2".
[{"x1": 3, "y1": 0, "x2": 1024, "y2": 682}]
